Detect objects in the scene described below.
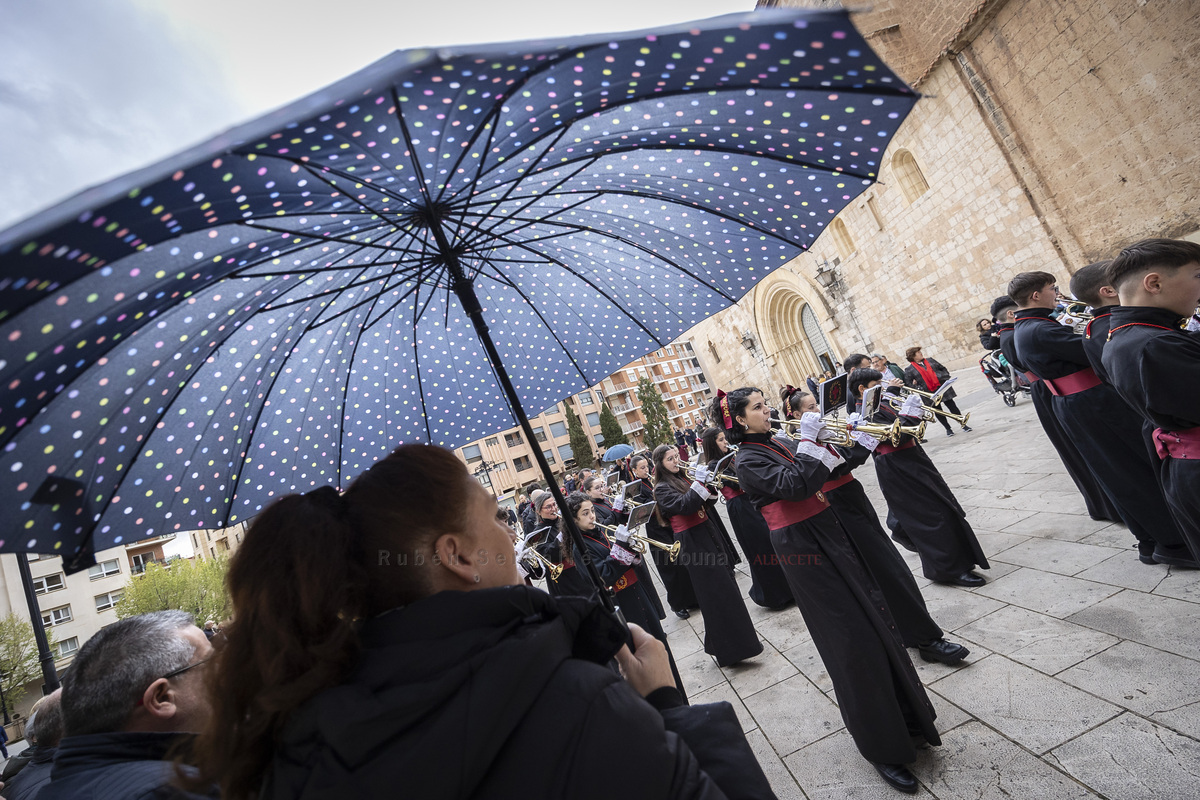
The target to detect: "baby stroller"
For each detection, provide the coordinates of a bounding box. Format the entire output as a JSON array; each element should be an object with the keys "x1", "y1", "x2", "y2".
[{"x1": 979, "y1": 350, "x2": 1032, "y2": 407}]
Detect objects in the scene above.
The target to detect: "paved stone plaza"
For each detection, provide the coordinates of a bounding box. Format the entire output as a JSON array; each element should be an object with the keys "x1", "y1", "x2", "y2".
[{"x1": 660, "y1": 375, "x2": 1200, "y2": 799}]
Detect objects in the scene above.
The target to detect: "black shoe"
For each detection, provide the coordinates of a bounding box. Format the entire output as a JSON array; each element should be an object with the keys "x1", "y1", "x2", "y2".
[
  {"x1": 937, "y1": 571, "x2": 986, "y2": 588},
  {"x1": 945, "y1": 429, "x2": 955, "y2": 437},
  {"x1": 674, "y1": 609, "x2": 690, "y2": 619},
  {"x1": 872, "y1": 762, "x2": 918, "y2": 794},
  {"x1": 1138, "y1": 541, "x2": 1158, "y2": 565},
  {"x1": 918, "y1": 437, "x2": 929, "y2": 444},
  {"x1": 918, "y1": 638, "x2": 970, "y2": 665},
  {"x1": 961, "y1": 425, "x2": 973, "y2": 432},
  {"x1": 1154, "y1": 544, "x2": 1200, "y2": 569}
]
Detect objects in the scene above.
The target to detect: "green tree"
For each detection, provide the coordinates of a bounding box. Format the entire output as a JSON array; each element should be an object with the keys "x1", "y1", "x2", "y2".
[
  {"x1": 0, "y1": 614, "x2": 54, "y2": 718},
  {"x1": 598, "y1": 404, "x2": 629, "y2": 450},
  {"x1": 637, "y1": 376, "x2": 675, "y2": 450},
  {"x1": 116, "y1": 556, "x2": 230, "y2": 625},
  {"x1": 563, "y1": 403, "x2": 595, "y2": 469}
]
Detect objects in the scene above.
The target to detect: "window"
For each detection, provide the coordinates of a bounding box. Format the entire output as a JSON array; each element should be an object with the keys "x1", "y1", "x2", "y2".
[
  {"x1": 668, "y1": 379, "x2": 677, "y2": 392},
  {"x1": 687, "y1": 396, "x2": 695, "y2": 406},
  {"x1": 504, "y1": 432, "x2": 523, "y2": 447},
  {"x1": 891, "y1": 149, "x2": 929, "y2": 205},
  {"x1": 828, "y1": 217, "x2": 856, "y2": 260},
  {"x1": 708, "y1": 340, "x2": 721, "y2": 364},
  {"x1": 586, "y1": 412, "x2": 600, "y2": 428},
  {"x1": 579, "y1": 392, "x2": 594, "y2": 406},
  {"x1": 33, "y1": 573, "x2": 65, "y2": 595},
  {"x1": 626, "y1": 370, "x2": 637, "y2": 383},
  {"x1": 514, "y1": 456, "x2": 532, "y2": 472},
  {"x1": 88, "y1": 559, "x2": 121, "y2": 581},
  {"x1": 42, "y1": 605, "x2": 72, "y2": 627},
  {"x1": 532, "y1": 426, "x2": 547, "y2": 442},
  {"x1": 665, "y1": 345, "x2": 674, "y2": 355},
  {"x1": 549, "y1": 421, "x2": 568, "y2": 438},
  {"x1": 543, "y1": 450, "x2": 556, "y2": 465},
  {"x1": 95, "y1": 590, "x2": 124, "y2": 612},
  {"x1": 676, "y1": 399, "x2": 685, "y2": 409},
  {"x1": 594, "y1": 433, "x2": 604, "y2": 444},
  {"x1": 462, "y1": 444, "x2": 482, "y2": 463},
  {"x1": 192, "y1": 533, "x2": 199, "y2": 550},
  {"x1": 55, "y1": 637, "x2": 79, "y2": 660},
  {"x1": 131, "y1": 553, "x2": 156, "y2": 575},
  {"x1": 485, "y1": 437, "x2": 498, "y2": 447}
]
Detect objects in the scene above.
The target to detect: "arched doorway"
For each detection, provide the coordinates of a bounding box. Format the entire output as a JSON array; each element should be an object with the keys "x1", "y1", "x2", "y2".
[{"x1": 755, "y1": 275, "x2": 840, "y2": 383}]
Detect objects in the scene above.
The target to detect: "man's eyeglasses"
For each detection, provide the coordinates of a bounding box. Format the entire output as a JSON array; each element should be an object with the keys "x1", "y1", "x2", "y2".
[{"x1": 162, "y1": 656, "x2": 211, "y2": 680}]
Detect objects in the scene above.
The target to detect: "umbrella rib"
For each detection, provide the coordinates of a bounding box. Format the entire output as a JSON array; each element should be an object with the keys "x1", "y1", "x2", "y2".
[
  {"x1": 464, "y1": 177, "x2": 601, "y2": 244},
  {"x1": 302, "y1": 237, "x2": 426, "y2": 328},
  {"x1": 252, "y1": 152, "x2": 421, "y2": 212},
  {"x1": 408, "y1": 274, "x2": 435, "y2": 445},
  {"x1": 243, "y1": 218, "x2": 409, "y2": 253},
  {"x1": 334, "y1": 281, "x2": 391, "y2": 480},
  {"x1": 456, "y1": 195, "x2": 600, "y2": 254},
  {"x1": 391, "y1": 86, "x2": 436, "y2": 209}
]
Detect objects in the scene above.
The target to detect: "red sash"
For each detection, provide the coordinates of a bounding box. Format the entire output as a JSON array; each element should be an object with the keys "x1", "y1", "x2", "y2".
[
  {"x1": 874, "y1": 439, "x2": 917, "y2": 456},
  {"x1": 760, "y1": 493, "x2": 830, "y2": 530},
  {"x1": 821, "y1": 473, "x2": 856, "y2": 493},
  {"x1": 1153, "y1": 427, "x2": 1200, "y2": 460},
  {"x1": 1023, "y1": 370, "x2": 1039, "y2": 383},
  {"x1": 719, "y1": 485, "x2": 744, "y2": 501},
  {"x1": 612, "y1": 568, "x2": 639, "y2": 592},
  {"x1": 669, "y1": 507, "x2": 708, "y2": 534},
  {"x1": 1043, "y1": 367, "x2": 1101, "y2": 397}
]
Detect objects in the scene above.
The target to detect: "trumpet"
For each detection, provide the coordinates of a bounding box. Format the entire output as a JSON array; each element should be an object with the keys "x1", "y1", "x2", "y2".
[
  {"x1": 888, "y1": 393, "x2": 970, "y2": 427},
  {"x1": 608, "y1": 479, "x2": 654, "y2": 509},
  {"x1": 681, "y1": 458, "x2": 739, "y2": 489},
  {"x1": 778, "y1": 416, "x2": 924, "y2": 447},
  {"x1": 1057, "y1": 296, "x2": 1094, "y2": 321},
  {"x1": 520, "y1": 546, "x2": 564, "y2": 581},
  {"x1": 596, "y1": 523, "x2": 682, "y2": 562}
]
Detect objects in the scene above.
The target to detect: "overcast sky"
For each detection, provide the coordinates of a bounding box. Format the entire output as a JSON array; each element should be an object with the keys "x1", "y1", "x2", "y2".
[{"x1": 0, "y1": 0, "x2": 754, "y2": 230}]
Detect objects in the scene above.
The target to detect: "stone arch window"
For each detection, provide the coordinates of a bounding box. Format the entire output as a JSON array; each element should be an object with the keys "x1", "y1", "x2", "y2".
[
  {"x1": 891, "y1": 149, "x2": 929, "y2": 205},
  {"x1": 828, "y1": 218, "x2": 856, "y2": 260},
  {"x1": 707, "y1": 340, "x2": 721, "y2": 364}
]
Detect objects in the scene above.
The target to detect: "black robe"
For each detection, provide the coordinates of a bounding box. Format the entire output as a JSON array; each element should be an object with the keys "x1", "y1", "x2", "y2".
[
  {"x1": 1103, "y1": 306, "x2": 1200, "y2": 560},
  {"x1": 593, "y1": 497, "x2": 667, "y2": 620},
  {"x1": 865, "y1": 396, "x2": 989, "y2": 582},
  {"x1": 823, "y1": 442, "x2": 943, "y2": 647},
  {"x1": 1012, "y1": 307, "x2": 1186, "y2": 550},
  {"x1": 635, "y1": 482, "x2": 699, "y2": 613},
  {"x1": 654, "y1": 480, "x2": 763, "y2": 667},
  {"x1": 734, "y1": 432, "x2": 939, "y2": 764},
  {"x1": 719, "y1": 456, "x2": 795, "y2": 609},
  {"x1": 998, "y1": 322, "x2": 1123, "y2": 523}
]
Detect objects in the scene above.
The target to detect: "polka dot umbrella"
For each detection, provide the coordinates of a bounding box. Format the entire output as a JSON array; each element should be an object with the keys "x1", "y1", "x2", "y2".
[{"x1": 0, "y1": 7, "x2": 916, "y2": 568}]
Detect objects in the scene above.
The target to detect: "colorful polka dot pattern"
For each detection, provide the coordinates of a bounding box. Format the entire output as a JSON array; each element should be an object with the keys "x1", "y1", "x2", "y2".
[{"x1": 0, "y1": 9, "x2": 915, "y2": 555}]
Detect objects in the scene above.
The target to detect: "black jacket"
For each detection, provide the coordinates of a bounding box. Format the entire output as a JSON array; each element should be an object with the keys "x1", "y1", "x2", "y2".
[
  {"x1": 2, "y1": 744, "x2": 56, "y2": 800},
  {"x1": 38, "y1": 732, "x2": 216, "y2": 800},
  {"x1": 903, "y1": 358, "x2": 956, "y2": 400},
  {"x1": 262, "y1": 585, "x2": 775, "y2": 800}
]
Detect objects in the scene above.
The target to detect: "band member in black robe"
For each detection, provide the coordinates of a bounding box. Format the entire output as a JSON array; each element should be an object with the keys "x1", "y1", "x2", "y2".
[
  {"x1": 587, "y1": 474, "x2": 668, "y2": 622},
  {"x1": 699, "y1": 427, "x2": 794, "y2": 609},
  {"x1": 1008, "y1": 271, "x2": 1194, "y2": 566},
  {"x1": 719, "y1": 388, "x2": 938, "y2": 794},
  {"x1": 653, "y1": 445, "x2": 762, "y2": 668},
  {"x1": 992, "y1": 296, "x2": 1123, "y2": 523},
  {"x1": 630, "y1": 454, "x2": 698, "y2": 618},
  {"x1": 848, "y1": 370, "x2": 990, "y2": 587},
  {"x1": 779, "y1": 386, "x2": 968, "y2": 663},
  {"x1": 1103, "y1": 239, "x2": 1200, "y2": 561}
]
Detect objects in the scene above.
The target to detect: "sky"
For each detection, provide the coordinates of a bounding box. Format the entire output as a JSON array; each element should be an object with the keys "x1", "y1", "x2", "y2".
[
  {"x1": 0, "y1": 0, "x2": 755, "y2": 231},
  {"x1": 1, "y1": 0, "x2": 754, "y2": 557}
]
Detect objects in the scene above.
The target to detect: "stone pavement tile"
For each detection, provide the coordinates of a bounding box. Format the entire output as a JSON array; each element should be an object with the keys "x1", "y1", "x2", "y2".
[
  {"x1": 1057, "y1": 640, "x2": 1200, "y2": 741},
  {"x1": 744, "y1": 728, "x2": 806, "y2": 800},
  {"x1": 665, "y1": 622, "x2": 704, "y2": 660},
  {"x1": 967, "y1": 489, "x2": 1089, "y2": 516},
  {"x1": 956, "y1": 605, "x2": 1119, "y2": 675},
  {"x1": 781, "y1": 636, "x2": 833, "y2": 693},
  {"x1": 1151, "y1": 567, "x2": 1200, "y2": 605},
  {"x1": 676, "y1": 648, "x2": 725, "y2": 696},
  {"x1": 973, "y1": 529, "x2": 1031, "y2": 556},
  {"x1": 753, "y1": 606, "x2": 814, "y2": 653},
  {"x1": 945, "y1": 471, "x2": 1052, "y2": 492},
  {"x1": 1068, "y1": 590, "x2": 1200, "y2": 662},
  {"x1": 968, "y1": 506, "x2": 1040, "y2": 532},
  {"x1": 1030, "y1": 473, "x2": 1095, "y2": 495},
  {"x1": 933, "y1": 654, "x2": 1121, "y2": 754},
  {"x1": 912, "y1": 721, "x2": 1101, "y2": 800},
  {"x1": 786, "y1": 729, "x2": 938, "y2": 799},
  {"x1": 920, "y1": 583, "x2": 1007, "y2": 630},
  {"x1": 912, "y1": 634, "x2": 991, "y2": 685},
  {"x1": 975, "y1": 567, "x2": 1120, "y2": 619},
  {"x1": 722, "y1": 640, "x2": 799, "y2": 699},
  {"x1": 689, "y1": 679, "x2": 757, "y2": 734},
  {"x1": 992, "y1": 537, "x2": 1118, "y2": 576},
  {"x1": 1078, "y1": 524, "x2": 1137, "y2": 550},
  {"x1": 743, "y1": 673, "x2": 845, "y2": 756},
  {"x1": 1000, "y1": 511, "x2": 1116, "y2": 542},
  {"x1": 1075, "y1": 551, "x2": 1170, "y2": 593},
  {"x1": 1048, "y1": 713, "x2": 1200, "y2": 800},
  {"x1": 927, "y1": 688, "x2": 974, "y2": 733},
  {"x1": 974, "y1": 560, "x2": 1020, "y2": 583}
]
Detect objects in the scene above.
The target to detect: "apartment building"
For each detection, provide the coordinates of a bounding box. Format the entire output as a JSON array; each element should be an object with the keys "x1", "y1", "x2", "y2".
[
  {"x1": 600, "y1": 340, "x2": 715, "y2": 450},
  {"x1": 0, "y1": 533, "x2": 176, "y2": 718},
  {"x1": 189, "y1": 523, "x2": 246, "y2": 563}
]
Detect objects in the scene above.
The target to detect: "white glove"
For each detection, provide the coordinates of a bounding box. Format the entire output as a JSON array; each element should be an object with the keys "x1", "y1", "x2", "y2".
[
  {"x1": 799, "y1": 411, "x2": 825, "y2": 442},
  {"x1": 610, "y1": 525, "x2": 639, "y2": 565},
  {"x1": 900, "y1": 394, "x2": 924, "y2": 418},
  {"x1": 691, "y1": 480, "x2": 715, "y2": 499},
  {"x1": 514, "y1": 539, "x2": 529, "y2": 562},
  {"x1": 692, "y1": 463, "x2": 710, "y2": 484},
  {"x1": 516, "y1": 560, "x2": 532, "y2": 580},
  {"x1": 1188, "y1": 315, "x2": 1200, "y2": 333},
  {"x1": 849, "y1": 429, "x2": 881, "y2": 451},
  {"x1": 847, "y1": 411, "x2": 864, "y2": 426},
  {"x1": 614, "y1": 524, "x2": 632, "y2": 543},
  {"x1": 612, "y1": 494, "x2": 625, "y2": 513}
]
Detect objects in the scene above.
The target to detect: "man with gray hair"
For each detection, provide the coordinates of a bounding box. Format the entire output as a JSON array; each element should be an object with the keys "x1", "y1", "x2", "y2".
[
  {"x1": 871, "y1": 353, "x2": 905, "y2": 381},
  {"x1": 38, "y1": 610, "x2": 217, "y2": 800},
  {"x1": 2, "y1": 688, "x2": 63, "y2": 800}
]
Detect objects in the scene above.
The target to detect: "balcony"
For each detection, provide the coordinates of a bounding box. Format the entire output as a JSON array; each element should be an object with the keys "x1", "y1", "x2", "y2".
[
  {"x1": 604, "y1": 381, "x2": 632, "y2": 397},
  {"x1": 612, "y1": 402, "x2": 636, "y2": 415},
  {"x1": 621, "y1": 422, "x2": 645, "y2": 434},
  {"x1": 125, "y1": 533, "x2": 176, "y2": 550}
]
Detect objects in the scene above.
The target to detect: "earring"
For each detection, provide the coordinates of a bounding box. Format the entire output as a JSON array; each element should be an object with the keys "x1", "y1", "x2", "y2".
[{"x1": 473, "y1": 574, "x2": 481, "y2": 584}]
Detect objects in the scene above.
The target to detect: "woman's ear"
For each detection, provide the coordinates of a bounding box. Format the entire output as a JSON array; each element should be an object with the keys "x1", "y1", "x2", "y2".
[{"x1": 433, "y1": 532, "x2": 481, "y2": 586}]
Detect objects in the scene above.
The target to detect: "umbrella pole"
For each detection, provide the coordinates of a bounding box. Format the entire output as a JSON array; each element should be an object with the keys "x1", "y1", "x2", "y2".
[{"x1": 448, "y1": 276, "x2": 624, "y2": 622}]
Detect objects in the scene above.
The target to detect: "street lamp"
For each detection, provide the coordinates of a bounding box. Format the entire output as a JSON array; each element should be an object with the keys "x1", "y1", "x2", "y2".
[
  {"x1": 740, "y1": 330, "x2": 757, "y2": 352},
  {"x1": 473, "y1": 460, "x2": 495, "y2": 494}
]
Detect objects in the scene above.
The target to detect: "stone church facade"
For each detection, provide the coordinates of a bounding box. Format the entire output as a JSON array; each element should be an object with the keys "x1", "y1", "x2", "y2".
[{"x1": 682, "y1": 0, "x2": 1199, "y2": 396}]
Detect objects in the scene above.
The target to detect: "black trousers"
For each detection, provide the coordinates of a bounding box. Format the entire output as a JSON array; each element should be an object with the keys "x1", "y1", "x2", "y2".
[{"x1": 932, "y1": 397, "x2": 964, "y2": 432}]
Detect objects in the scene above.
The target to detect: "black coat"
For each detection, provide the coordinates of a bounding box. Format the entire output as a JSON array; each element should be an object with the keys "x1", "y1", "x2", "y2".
[
  {"x1": 2, "y1": 744, "x2": 55, "y2": 800},
  {"x1": 903, "y1": 358, "x2": 956, "y2": 401},
  {"x1": 733, "y1": 432, "x2": 940, "y2": 764},
  {"x1": 262, "y1": 586, "x2": 776, "y2": 800},
  {"x1": 721, "y1": 460, "x2": 794, "y2": 610},
  {"x1": 997, "y1": 323, "x2": 1122, "y2": 522},
  {"x1": 1103, "y1": 306, "x2": 1200, "y2": 559},
  {"x1": 1013, "y1": 307, "x2": 1185, "y2": 549},
  {"x1": 38, "y1": 732, "x2": 216, "y2": 800},
  {"x1": 636, "y1": 481, "x2": 698, "y2": 613},
  {"x1": 979, "y1": 329, "x2": 1001, "y2": 351},
  {"x1": 654, "y1": 480, "x2": 762, "y2": 667}
]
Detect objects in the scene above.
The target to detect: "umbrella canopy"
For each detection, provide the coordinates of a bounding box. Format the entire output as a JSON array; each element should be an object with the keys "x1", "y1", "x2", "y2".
[
  {"x1": 0, "y1": 7, "x2": 915, "y2": 559},
  {"x1": 602, "y1": 444, "x2": 635, "y2": 462}
]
